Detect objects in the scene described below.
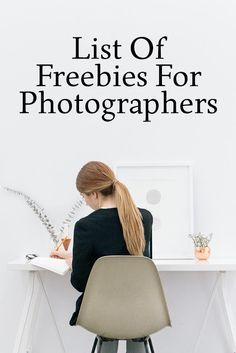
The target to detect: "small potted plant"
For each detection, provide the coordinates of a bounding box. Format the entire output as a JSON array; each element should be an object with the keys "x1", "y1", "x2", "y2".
[{"x1": 188, "y1": 232, "x2": 213, "y2": 260}]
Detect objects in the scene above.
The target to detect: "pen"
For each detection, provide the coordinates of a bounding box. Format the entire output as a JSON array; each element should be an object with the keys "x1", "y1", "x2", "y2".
[{"x1": 55, "y1": 236, "x2": 69, "y2": 251}]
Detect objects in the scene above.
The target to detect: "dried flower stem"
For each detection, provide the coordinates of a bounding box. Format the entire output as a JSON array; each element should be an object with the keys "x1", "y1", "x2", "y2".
[
  {"x1": 59, "y1": 199, "x2": 84, "y2": 234},
  {"x1": 188, "y1": 232, "x2": 213, "y2": 247},
  {"x1": 3, "y1": 186, "x2": 84, "y2": 245}
]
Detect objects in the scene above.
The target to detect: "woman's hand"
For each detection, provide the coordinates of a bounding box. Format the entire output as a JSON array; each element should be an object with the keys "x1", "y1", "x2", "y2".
[
  {"x1": 50, "y1": 249, "x2": 72, "y2": 260},
  {"x1": 65, "y1": 257, "x2": 72, "y2": 269}
]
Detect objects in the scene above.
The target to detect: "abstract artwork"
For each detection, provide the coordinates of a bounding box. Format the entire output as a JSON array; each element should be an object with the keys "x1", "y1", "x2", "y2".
[{"x1": 115, "y1": 163, "x2": 194, "y2": 259}]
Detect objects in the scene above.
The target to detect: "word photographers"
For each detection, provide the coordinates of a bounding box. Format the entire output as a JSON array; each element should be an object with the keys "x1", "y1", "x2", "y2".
[{"x1": 19, "y1": 90, "x2": 217, "y2": 122}]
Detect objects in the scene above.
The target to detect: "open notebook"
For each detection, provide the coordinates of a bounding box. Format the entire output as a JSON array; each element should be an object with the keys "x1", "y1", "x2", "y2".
[{"x1": 29, "y1": 257, "x2": 70, "y2": 275}]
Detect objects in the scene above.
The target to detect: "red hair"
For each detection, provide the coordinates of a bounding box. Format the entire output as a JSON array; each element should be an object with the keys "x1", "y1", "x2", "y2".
[{"x1": 76, "y1": 161, "x2": 145, "y2": 255}]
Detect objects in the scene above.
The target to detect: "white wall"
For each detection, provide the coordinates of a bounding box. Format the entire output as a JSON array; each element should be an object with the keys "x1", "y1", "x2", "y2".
[{"x1": 1, "y1": 0, "x2": 236, "y2": 352}]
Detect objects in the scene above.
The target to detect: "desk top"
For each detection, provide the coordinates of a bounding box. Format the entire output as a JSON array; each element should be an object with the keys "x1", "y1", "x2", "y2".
[
  {"x1": 154, "y1": 258, "x2": 236, "y2": 271},
  {"x1": 8, "y1": 257, "x2": 236, "y2": 272}
]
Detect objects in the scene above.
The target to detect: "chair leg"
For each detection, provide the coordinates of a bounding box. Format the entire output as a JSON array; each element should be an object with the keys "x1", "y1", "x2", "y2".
[
  {"x1": 91, "y1": 336, "x2": 99, "y2": 353},
  {"x1": 96, "y1": 337, "x2": 118, "y2": 353},
  {"x1": 144, "y1": 339, "x2": 150, "y2": 353},
  {"x1": 96, "y1": 337, "x2": 103, "y2": 353},
  {"x1": 148, "y1": 337, "x2": 155, "y2": 353}
]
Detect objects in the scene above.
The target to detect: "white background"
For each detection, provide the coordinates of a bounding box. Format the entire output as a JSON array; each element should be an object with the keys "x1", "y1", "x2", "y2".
[{"x1": 0, "y1": 0, "x2": 236, "y2": 352}]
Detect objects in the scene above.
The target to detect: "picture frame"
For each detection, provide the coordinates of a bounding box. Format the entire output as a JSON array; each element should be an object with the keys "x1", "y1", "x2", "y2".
[{"x1": 115, "y1": 162, "x2": 194, "y2": 259}]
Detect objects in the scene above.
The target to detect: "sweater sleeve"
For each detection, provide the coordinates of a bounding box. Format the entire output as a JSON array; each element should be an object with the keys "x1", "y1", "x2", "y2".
[{"x1": 70, "y1": 218, "x2": 95, "y2": 293}]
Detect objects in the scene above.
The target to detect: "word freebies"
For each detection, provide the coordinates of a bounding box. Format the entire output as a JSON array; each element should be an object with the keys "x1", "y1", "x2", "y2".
[{"x1": 19, "y1": 36, "x2": 218, "y2": 122}]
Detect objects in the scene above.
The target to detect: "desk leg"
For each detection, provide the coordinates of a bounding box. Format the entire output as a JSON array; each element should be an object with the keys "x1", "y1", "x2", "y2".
[
  {"x1": 218, "y1": 272, "x2": 236, "y2": 353},
  {"x1": 193, "y1": 272, "x2": 220, "y2": 353},
  {"x1": 13, "y1": 272, "x2": 66, "y2": 353},
  {"x1": 193, "y1": 272, "x2": 236, "y2": 353},
  {"x1": 13, "y1": 271, "x2": 42, "y2": 353},
  {"x1": 37, "y1": 273, "x2": 67, "y2": 353}
]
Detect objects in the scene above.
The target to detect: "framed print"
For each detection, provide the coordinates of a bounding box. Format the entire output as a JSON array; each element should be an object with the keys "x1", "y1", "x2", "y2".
[{"x1": 115, "y1": 163, "x2": 194, "y2": 259}]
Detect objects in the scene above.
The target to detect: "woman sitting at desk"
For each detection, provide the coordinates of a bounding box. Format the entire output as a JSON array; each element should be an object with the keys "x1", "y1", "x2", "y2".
[{"x1": 51, "y1": 161, "x2": 153, "y2": 353}]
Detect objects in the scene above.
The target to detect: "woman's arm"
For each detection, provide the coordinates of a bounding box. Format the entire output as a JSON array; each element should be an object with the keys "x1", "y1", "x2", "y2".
[
  {"x1": 70, "y1": 219, "x2": 95, "y2": 292},
  {"x1": 50, "y1": 219, "x2": 94, "y2": 290}
]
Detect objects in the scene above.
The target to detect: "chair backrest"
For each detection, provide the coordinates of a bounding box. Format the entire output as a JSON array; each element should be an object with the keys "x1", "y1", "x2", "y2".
[{"x1": 76, "y1": 256, "x2": 171, "y2": 339}]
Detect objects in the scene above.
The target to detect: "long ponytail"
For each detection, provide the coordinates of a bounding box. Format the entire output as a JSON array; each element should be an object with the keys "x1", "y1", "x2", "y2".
[
  {"x1": 76, "y1": 161, "x2": 145, "y2": 256},
  {"x1": 114, "y1": 180, "x2": 145, "y2": 255}
]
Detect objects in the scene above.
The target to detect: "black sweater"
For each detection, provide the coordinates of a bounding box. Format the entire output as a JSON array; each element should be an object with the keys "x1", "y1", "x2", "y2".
[{"x1": 69, "y1": 207, "x2": 153, "y2": 325}]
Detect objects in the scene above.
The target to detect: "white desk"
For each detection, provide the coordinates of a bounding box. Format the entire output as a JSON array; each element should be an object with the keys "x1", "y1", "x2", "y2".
[{"x1": 9, "y1": 258, "x2": 236, "y2": 353}]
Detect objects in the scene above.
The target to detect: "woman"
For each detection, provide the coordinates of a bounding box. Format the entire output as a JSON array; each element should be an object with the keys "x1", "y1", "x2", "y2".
[{"x1": 51, "y1": 161, "x2": 153, "y2": 353}]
